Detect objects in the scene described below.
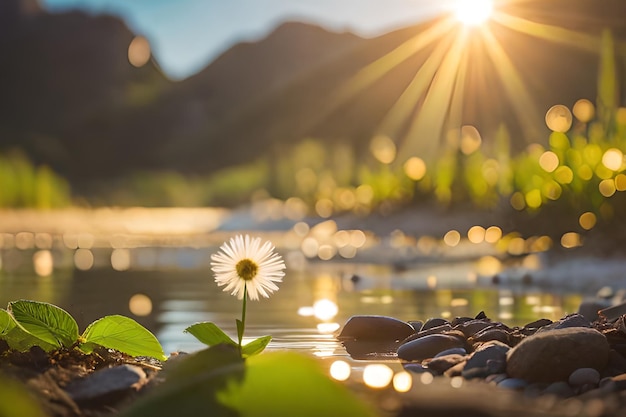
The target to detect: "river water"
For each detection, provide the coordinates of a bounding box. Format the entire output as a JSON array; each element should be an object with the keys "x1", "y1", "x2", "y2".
[
  {"x1": 0, "y1": 245, "x2": 583, "y2": 357},
  {"x1": 0, "y1": 206, "x2": 597, "y2": 390}
]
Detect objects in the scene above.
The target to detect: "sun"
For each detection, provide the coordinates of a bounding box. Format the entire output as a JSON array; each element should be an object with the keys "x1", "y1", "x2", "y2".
[{"x1": 454, "y1": 0, "x2": 494, "y2": 26}]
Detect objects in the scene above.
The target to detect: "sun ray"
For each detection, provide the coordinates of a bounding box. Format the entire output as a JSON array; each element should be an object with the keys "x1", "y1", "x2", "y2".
[
  {"x1": 376, "y1": 31, "x2": 457, "y2": 138},
  {"x1": 397, "y1": 29, "x2": 470, "y2": 162},
  {"x1": 478, "y1": 25, "x2": 542, "y2": 142},
  {"x1": 492, "y1": 11, "x2": 601, "y2": 52},
  {"x1": 330, "y1": 17, "x2": 457, "y2": 106}
]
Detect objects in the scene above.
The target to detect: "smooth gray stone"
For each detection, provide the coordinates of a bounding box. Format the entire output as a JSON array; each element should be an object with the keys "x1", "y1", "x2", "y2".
[
  {"x1": 497, "y1": 378, "x2": 528, "y2": 390},
  {"x1": 434, "y1": 347, "x2": 467, "y2": 357},
  {"x1": 408, "y1": 320, "x2": 423, "y2": 333},
  {"x1": 599, "y1": 301, "x2": 626, "y2": 322},
  {"x1": 543, "y1": 381, "x2": 575, "y2": 398},
  {"x1": 578, "y1": 299, "x2": 612, "y2": 322},
  {"x1": 66, "y1": 364, "x2": 146, "y2": 402},
  {"x1": 421, "y1": 317, "x2": 450, "y2": 331},
  {"x1": 568, "y1": 367, "x2": 600, "y2": 386},
  {"x1": 455, "y1": 320, "x2": 493, "y2": 338},
  {"x1": 397, "y1": 334, "x2": 466, "y2": 362},
  {"x1": 462, "y1": 343, "x2": 509, "y2": 379},
  {"x1": 338, "y1": 315, "x2": 415, "y2": 341},
  {"x1": 537, "y1": 313, "x2": 591, "y2": 333},
  {"x1": 403, "y1": 363, "x2": 431, "y2": 374},
  {"x1": 425, "y1": 354, "x2": 466, "y2": 373},
  {"x1": 506, "y1": 327, "x2": 609, "y2": 383}
]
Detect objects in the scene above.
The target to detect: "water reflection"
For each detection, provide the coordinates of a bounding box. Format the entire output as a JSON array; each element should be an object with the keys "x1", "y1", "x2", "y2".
[{"x1": 0, "y1": 239, "x2": 587, "y2": 386}]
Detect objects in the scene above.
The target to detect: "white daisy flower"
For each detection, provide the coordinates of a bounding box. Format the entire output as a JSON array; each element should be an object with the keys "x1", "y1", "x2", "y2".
[{"x1": 211, "y1": 234, "x2": 286, "y2": 301}]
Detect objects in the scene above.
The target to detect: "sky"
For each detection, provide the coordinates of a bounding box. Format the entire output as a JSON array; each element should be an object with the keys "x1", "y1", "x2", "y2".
[{"x1": 41, "y1": 0, "x2": 451, "y2": 80}]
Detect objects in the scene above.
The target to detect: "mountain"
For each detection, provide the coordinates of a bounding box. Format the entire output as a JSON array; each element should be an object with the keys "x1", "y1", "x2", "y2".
[{"x1": 1, "y1": 0, "x2": 625, "y2": 190}]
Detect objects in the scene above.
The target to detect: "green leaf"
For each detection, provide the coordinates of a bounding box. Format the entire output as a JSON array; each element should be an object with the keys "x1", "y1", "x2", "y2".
[
  {"x1": 241, "y1": 335, "x2": 271, "y2": 358},
  {"x1": 0, "y1": 308, "x2": 56, "y2": 352},
  {"x1": 118, "y1": 345, "x2": 244, "y2": 417},
  {"x1": 217, "y1": 352, "x2": 378, "y2": 417},
  {"x1": 184, "y1": 322, "x2": 237, "y2": 348},
  {"x1": 8, "y1": 300, "x2": 79, "y2": 348},
  {"x1": 0, "y1": 309, "x2": 16, "y2": 336},
  {"x1": 81, "y1": 315, "x2": 166, "y2": 361}
]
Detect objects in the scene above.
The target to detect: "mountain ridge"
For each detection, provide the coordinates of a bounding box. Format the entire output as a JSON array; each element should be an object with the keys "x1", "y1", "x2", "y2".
[{"x1": 1, "y1": 0, "x2": 625, "y2": 191}]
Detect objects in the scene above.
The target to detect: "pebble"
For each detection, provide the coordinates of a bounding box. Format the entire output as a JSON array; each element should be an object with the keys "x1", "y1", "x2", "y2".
[
  {"x1": 397, "y1": 334, "x2": 466, "y2": 362},
  {"x1": 456, "y1": 320, "x2": 493, "y2": 338},
  {"x1": 497, "y1": 378, "x2": 528, "y2": 390},
  {"x1": 462, "y1": 342, "x2": 509, "y2": 379},
  {"x1": 543, "y1": 381, "x2": 575, "y2": 398},
  {"x1": 421, "y1": 317, "x2": 449, "y2": 331},
  {"x1": 65, "y1": 364, "x2": 146, "y2": 402},
  {"x1": 506, "y1": 327, "x2": 609, "y2": 382},
  {"x1": 408, "y1": 320, "x2": 423, "y2": 332},
  {"x1": 568, "y1": 367, "x2": 601, "y2": 386},
  {"x1": 537, "y1": 314, "x2": 591, "y2": 333},
  {"x1": 337, "y1": 315, "x2": 415, "y2": 342},
  {"x1": 339, "y1": 309, "x2": 626, "y2": 406},
  {"x1": 425, "y1": 354, "x2": 466, "y2": 373},
  {"x1": 434, "y1": 347, "x2": 467, "y2": 357},
  {"x1": 403, "y1": 363, "x2": 432, "y2": 374}
]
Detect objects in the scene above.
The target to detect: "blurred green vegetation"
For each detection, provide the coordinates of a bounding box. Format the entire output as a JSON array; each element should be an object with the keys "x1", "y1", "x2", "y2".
[
  {"x1": 0, "y1": 150, "x2": 70, "y2": 208},
  {"x1": 2, "y1": 31, "x2": 624, "y2": 224}
]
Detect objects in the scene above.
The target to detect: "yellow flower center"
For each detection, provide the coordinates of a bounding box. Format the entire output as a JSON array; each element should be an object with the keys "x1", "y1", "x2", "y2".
[{"x1": 236, "y1": 258, "x2": 258, "y2": 281}]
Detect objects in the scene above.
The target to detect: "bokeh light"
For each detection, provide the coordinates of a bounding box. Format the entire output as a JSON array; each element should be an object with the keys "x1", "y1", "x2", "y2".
[
  {"x1": 370, "y1": 135, "x2": 396, "y2": 164},
  {"x1": 561, "y1": 232, "x2": 582, "y2": 249},
  {"x1": 111, "y1": 248, "x2": 131, "y2": 271},
  {"x1": 554, "y1": 166, "x2": 574, "y2": 184},
  {"x1": 460, "y1": 125, "x2": 482, "y2": 155},
  {"x1": 525, "y1": 189, "x2": 542, "y2": 209},
  {"x1": 510, "y1": 192, "x2": 526, "y2": 210},
  {"x1": 572, "y1": 99, "x2": 595, "y2": 123},
  {"x1": 545, "y1": 105, "x2": 573, "y2": 132},
  {"x1": 33, "y1": 250, "x2": 53, "y2": 277},
  {"x1": 467, "y1": 225, "x2": 485, "y2": 243},
  {"x1": 129, "y1": 293, "x2": 152, "y2": 316},
  {"x1": 363, "y1": 364, "x2": 394, "y2": 388},
  {"x1": 599, "y1": 179, "x2": 616, "y2": 197},
  {"x1": 404, "y1": 157, "x2": 427, "y2": 180},
  {"x1": 578, "y1": 212, "x2": 597, "y2": 230},
  {"x1": 74, "y1": 249, "x2": 94, "y2": 271},
  {"x1": 602, "y1": 148, "x2": 624, "y2": 171},
  {"x1": 330, "y1": 360, "x2": 351, "y2": 381},
  {"x1": 15, "y1": 232, "x2": 34, "y2": 250},
  {"x1": 443, "y1": 230, "x2": 461, "y2": 247},
  {"x1": 313, "y1": 299, "x2": 338, "y2": 321},
  {"x1": 484, "y1": 226, "x2": 502, "y2": 243},
  {"x1": 539, "y1": 151, "x2": 559, "y2": 172},
  {"x1": 128, "y1": 35, "x2": 151, "y2": 67},
  {"x1": 393, "y1": 371, "x2": 413, "y2": 392},
  {"x1": 616, "y1": 174, "x2": 626, "y2": 191}
]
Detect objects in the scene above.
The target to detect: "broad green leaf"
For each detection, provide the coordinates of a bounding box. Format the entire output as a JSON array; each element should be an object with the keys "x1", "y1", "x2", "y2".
[
  {"x1": 81, "y1": 315, "x2": 166, "y2": 361},
  {"x1": 241, "y1": 335, "x2": 271, "y2": 358},
  {"x1": 0, "y1": 309, "x2": 16, "y2": 336},
  {"x1": 8, "y1": 300, "x2": 79, "y2": 348},
  {"x1": 184, "y1": 322, "x2": 237, "y2": 348},
  {"x1": 119, "y1": 345, "x2": 244, "y2": 417},
  {"x1": 217, "y1": 352, "x2": 378, "y2": 417},
  {"x1": 0, "y1": 309, "x2": 56, "y2": 352}
]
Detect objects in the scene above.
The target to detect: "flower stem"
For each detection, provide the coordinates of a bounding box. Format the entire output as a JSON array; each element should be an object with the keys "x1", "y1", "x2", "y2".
[{"x1": 238, "y1": 284, "x2": 247, "y2": 351}]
